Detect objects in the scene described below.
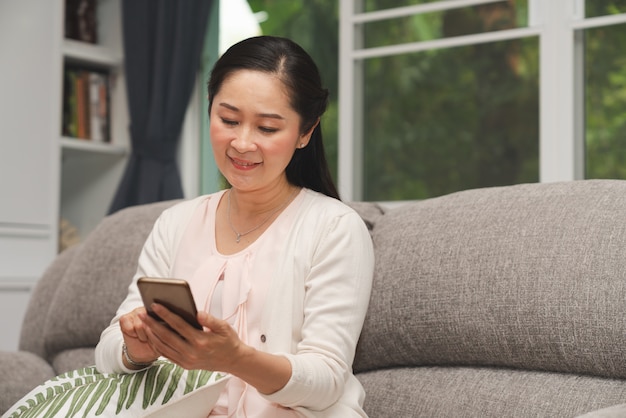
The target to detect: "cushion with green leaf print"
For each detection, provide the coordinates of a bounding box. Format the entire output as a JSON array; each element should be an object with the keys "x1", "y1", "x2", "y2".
[{"x1": 3, "y1": 360, "x2": 229, "y2": 418}]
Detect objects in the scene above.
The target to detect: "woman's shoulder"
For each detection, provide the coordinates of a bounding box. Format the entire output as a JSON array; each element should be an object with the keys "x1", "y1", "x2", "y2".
[
  {"x1": 301, "y1": 188, "x2": 358, "y2": 215},
  {"x1": 158, "y1": 191, "x2": 225, "y2": 222},
  {"x1": 299, "y1": 189, "x2": 368, "y2": 232},
  {"x1": 297, "y1": 189, "x2": 373, "y2": 246}
]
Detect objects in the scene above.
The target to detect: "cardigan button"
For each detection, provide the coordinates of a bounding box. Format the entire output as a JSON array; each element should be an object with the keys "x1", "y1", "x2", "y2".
[{"x1": 260, "y1": 335, "x2": 266, "y2": 343}]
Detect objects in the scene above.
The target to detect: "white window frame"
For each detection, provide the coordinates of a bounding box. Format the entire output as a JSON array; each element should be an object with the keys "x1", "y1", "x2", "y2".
[{"x1": 338, "y1": 0, "x2": 626, "y2": 201}]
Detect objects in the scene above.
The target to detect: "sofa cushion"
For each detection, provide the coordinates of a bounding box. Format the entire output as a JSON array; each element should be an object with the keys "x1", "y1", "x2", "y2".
[
  {"x1": 577, "y1": 404, "x2": 626, "y2": 418},
  {"x1": 354, "y1": 180, "x2": 626, "y2": 379},
  {"x1": 0, "y1": 351, "x2": 55, "y2": 414},
  {"x1": 41, "y1": 200, "x2": 180, "y2": 360},
  {"x1": 19, "y1": 245, "x2": 79, "y2": 357},
  {"x1": 357, "y1": 367, "x2": 626, "y2": 418},
  {"x1": 51, "y1": 348, "x2": 96, "y2": 374}
]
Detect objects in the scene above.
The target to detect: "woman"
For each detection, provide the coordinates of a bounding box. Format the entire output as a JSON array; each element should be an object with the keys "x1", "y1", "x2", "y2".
[{"x1": 95, "y1": 36, "x2": 374, "y2": 417}]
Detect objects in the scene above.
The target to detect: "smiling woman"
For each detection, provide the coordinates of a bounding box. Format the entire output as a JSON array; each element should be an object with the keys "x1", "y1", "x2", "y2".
[{"x1": 90, "y1": 36, "x2": 372, "y2": 418}]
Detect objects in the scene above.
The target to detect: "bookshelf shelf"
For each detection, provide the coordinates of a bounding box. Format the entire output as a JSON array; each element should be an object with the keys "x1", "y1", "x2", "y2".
[
  {"x1": 61, "y1": 136, "x2": 128, "y2": 156},
  {"x1": 62, "y1": 39, "x2": 121, "y2": 67}
]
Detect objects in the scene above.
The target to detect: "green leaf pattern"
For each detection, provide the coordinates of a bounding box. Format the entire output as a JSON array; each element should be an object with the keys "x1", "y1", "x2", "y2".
[{"x1": 6, "y1": 361, "x2": 223, "y2": 418}]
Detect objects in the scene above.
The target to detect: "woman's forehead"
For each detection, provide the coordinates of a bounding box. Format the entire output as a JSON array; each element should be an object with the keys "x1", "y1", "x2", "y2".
[{"x1": 216, "y1": 70, "x2": 294, "y2": 113}]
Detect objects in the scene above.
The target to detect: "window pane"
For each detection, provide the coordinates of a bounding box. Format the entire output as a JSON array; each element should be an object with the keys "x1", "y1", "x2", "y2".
[
  {"x1": 362, "y1": 0, "x2": 528, "y2": 47},
  {"x1": 362, "y1": 37, "x2": 539, "y2": 200},
  {"x1": 584, "y1": 23, "x2": 626, "y2": 179},
  {"x1": 585, "y1": 1, "x2": 626, "y2": 18}
]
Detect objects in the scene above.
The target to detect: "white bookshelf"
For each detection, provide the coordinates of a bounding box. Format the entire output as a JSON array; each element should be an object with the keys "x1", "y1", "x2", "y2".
[
  {"x1": 0, "y1": 0, "x2": 202, "y2": 350},
  {"x1": 59, "y1": 0, "x2": 129, "y2": 243}
]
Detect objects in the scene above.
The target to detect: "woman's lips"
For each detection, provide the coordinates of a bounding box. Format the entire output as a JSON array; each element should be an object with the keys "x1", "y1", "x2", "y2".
[{"x1": 230, "y1": 156, "x2": 260, "y2": 170}]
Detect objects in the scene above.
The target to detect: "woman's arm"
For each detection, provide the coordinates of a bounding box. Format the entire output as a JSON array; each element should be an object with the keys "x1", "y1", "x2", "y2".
[
  {"x1": 95, "y1": 204, "x2": 182, "y2": 373},
  {"x1": 264, "y1": 209, "x2": 375, "y2": 409}
]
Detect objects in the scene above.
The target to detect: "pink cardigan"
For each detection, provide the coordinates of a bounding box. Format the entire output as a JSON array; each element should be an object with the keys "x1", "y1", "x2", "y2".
[{"x1": 96, "y1": 189, "x2": 374, "y2": 417}]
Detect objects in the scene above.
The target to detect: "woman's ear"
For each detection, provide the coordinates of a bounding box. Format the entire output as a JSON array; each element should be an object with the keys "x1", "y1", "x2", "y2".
[{"x1": 298, "y1": 118, "x2": 320, "y2": 149}]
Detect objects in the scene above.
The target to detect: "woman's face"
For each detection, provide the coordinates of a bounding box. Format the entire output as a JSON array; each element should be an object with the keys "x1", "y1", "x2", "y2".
[{"x1": 209, "y1": 70, "x2": 312, "y2": 193}]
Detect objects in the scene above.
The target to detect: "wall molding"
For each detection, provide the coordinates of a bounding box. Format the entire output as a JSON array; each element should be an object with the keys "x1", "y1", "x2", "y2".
[
  {"x1": 0, "y1": 277, "x2": 38, "y2": 291},
  {"x1": 0, "y1": 223, "x2": 51, "y2": 239}
]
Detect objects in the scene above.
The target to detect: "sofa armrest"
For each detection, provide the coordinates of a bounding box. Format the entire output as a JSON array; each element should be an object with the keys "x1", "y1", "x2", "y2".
[{"x1": 0, "y1": 351, "x2": 55, "y2": 414}]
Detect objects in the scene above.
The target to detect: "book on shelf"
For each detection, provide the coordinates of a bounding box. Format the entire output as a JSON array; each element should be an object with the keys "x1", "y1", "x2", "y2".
[
  {"x1": 64, "y1": 0, "x2": 98, "y2": 44},
  {"x1": 62, "y1": 66, "x2": 110, "y2": 142}
]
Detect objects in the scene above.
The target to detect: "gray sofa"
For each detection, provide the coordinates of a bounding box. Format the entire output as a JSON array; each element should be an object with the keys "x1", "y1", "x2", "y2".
[{"x1": 3, "y1": 180, "x2": 626, "y2": 417}]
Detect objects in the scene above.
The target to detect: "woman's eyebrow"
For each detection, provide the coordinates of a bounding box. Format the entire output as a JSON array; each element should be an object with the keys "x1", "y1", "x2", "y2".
[
  {"x1": 257, "y1": 112, "x2": 284, "y2": 120},
  {"x1": 218, "y1": 102, "x2": 284, "y2": 120},
  {"x1": 218, "y1": 102, "x2": 238, "y2": 111}
]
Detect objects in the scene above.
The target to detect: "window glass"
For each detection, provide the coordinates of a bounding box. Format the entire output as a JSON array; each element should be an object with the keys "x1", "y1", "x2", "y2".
[
  {"x1": 362, "y1": 36, "x2": 539, "y2": 200},
  {"x1": 585, "y1": 1, "x2": 626, "y2": 18},
  {"x1": 245, "y1": 1, "x2": 626, "y2": 201},
  {"x1": 362, "y1": 0, "x2": 529, "y2": 47},
  {"x1": 584, "y1": 22, "x2": 626, "y2": 179}
]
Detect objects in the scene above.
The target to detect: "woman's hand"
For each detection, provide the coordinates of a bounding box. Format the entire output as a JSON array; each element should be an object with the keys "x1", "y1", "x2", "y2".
[
  {"x1": 141, "y1": 304, "x2": 292, "y2": 394},
  {"x1": 119, "y1": 307, "x2": 160, "y2": 367},
  {"x1": 139, "y1": 304, "x2": 243, "y2": 372}
]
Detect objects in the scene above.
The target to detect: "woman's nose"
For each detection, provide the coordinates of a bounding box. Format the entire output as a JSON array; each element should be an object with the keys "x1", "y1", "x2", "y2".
[{"x1": 231, "y1": 127, "x2": 257, "y2": 152}]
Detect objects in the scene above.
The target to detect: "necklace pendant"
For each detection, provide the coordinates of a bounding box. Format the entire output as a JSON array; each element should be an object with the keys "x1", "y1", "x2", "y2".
[{"x1": 227, "y1": 188, "x2": 299, "y2": 245}]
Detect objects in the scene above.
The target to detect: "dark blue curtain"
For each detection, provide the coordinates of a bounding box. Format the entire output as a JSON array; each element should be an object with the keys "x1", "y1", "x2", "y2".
[{"x1": 109, "y1": 0, "x2": 212, "y2": 214}]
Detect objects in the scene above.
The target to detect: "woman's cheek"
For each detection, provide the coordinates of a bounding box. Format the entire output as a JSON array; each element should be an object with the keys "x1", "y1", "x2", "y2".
[{"x1": 210, "y1": 124, "x2": 231, "y2": 149}]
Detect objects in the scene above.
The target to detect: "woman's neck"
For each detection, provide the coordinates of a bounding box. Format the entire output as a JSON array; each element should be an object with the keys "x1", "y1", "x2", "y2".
[{"x1": 228, "y1": 183, "x2": 299, "y2": 218}]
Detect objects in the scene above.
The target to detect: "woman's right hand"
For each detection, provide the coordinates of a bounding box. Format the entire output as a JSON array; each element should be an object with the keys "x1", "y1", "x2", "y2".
[{"x1": 119, "y1": 306, "x2": 160, "y2": 367}]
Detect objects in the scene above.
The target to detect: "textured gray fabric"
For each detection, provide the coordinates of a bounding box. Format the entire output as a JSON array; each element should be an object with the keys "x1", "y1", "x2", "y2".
[
  {"x1": 19, "y1": 245, "x2": 79, "y2": 357},
  {"x1": 354, "y1": 180, "x2": 626, "y2": 379},
  {"x1": 358, "y1": 367, "x2": 626, "y2": 418},
  {"x1": 51, "y1": 348, "x2": 96, "y2": 375},
  {"x1": 577, "y1": 404, "x2": 626, "y2": 418},
  {"x1": 0, "y1": 351, "x2": 55, "y2": 413},
  {"x1": 42, "y1": 200, "x2": 180, "y2": 361}
]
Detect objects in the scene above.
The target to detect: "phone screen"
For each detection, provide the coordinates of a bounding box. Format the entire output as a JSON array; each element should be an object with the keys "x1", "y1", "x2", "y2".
[{"x1": 137, "y1": 277, "x2": 202, "y2": 330}]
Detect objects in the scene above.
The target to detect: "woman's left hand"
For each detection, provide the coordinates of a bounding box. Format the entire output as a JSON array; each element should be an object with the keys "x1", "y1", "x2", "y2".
[{"x1": 140, "y1": 304, "x2": 244, "y2": 373}]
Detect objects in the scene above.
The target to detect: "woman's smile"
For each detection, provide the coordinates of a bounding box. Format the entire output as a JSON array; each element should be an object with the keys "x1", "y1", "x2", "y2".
[{"x1": 230, "y1": 156, "x2": 261, "y2": 170}]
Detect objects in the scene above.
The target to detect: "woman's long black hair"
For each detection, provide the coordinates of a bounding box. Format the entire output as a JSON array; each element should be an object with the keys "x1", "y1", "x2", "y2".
[{"x1": 208, "y1": 36, "x2": 340, "y2": 200}]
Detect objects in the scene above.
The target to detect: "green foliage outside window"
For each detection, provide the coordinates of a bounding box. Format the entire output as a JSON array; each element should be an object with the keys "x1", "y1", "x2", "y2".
[
  {"x1": 246, "y1": 0, "x2": 626, "y2": 200},
  {"x1": 584, "y1": 2, "x2": 626, "y2": 179},
  {"x1": 361, "y1": 1, "x2": 539, "y2": 200}
]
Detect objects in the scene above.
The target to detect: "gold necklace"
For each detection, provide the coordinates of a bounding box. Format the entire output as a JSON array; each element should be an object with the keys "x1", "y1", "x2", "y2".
[{"x1": 227, "y1": 188, "x2": 298, "y2": 243}]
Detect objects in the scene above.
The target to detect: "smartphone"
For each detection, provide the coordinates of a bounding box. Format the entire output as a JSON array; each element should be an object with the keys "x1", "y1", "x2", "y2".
[{"x1": 137, "y1": 277, "x2": 202, "y2": 330}]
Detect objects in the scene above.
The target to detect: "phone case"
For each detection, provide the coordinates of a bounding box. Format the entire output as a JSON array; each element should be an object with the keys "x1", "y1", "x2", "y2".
[{"x1": 137, "y1": 277, "x2": 202, "y2": 330}]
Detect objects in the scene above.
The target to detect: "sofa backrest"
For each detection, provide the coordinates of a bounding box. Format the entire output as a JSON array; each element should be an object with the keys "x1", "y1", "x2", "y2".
[
  {"x1": 353, "y1": 180, "x2": 626, "y2": 380},
  {"x1": 25, "y1": 180, "x2": 626, "y2": 381},
  {"x1": 20, "y1": 200, "x2": 180, "y2": 361}
]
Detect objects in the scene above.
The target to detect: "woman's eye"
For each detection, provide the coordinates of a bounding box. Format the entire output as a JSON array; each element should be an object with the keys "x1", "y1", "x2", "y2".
[
  {"x1": 221, "y1": 118, "x2": 237, "y2": 126},
  {"x1": 259, "y1": 126, "x2": 278, "y2": 133}
]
